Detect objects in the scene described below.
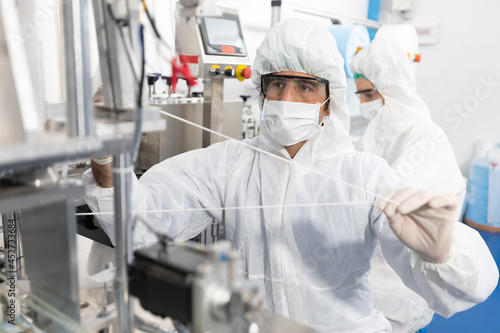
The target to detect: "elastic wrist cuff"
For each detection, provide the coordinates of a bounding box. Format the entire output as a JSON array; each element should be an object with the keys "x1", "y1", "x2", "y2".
[
  {"x1": 419, "y1": 245, "x2": 456, "y2": 264},
  {"x1": 91, "y1": 156, "x2": 113, "y2": 165}
]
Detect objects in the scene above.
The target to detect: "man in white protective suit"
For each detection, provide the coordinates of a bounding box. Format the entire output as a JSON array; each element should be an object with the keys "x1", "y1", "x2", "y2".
[
  {"x1": 349, "y1": 36, "x2": 467, "y2": 332},
  {"x1": 83, "y1": 18, "x2": 498, "y2": 333}
]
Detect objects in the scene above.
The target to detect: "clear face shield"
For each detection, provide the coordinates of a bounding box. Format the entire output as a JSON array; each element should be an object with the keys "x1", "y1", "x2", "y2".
[
  {"x1": 261, "y1": 74, "x2": 329, "y2": 102},
  {"x1": 354, "y1": 88, "x2": 380, "y2": 102}
]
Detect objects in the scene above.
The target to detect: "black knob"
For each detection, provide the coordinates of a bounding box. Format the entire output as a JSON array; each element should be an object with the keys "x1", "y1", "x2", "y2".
[
  {"x1": 213, "y1": 67, "x2": 221, "y2": 76},
  {"x1": 147, "y1": 73, "x2": 160, "y2": 85}
]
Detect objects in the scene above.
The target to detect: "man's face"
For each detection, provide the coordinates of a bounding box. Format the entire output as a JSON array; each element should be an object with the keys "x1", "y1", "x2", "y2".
[
  {"x1": 264, "y1": 71, "x2": 330, "y2": 124},
  {"x1": 354, "y1": 78, "x2": 385, "y2": 104}
]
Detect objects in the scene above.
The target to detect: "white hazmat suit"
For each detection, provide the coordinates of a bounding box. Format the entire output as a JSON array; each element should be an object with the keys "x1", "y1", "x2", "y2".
[
  {"x1": 350, "y1": 37, "x2": 468, "y2": 332},
  {"x1": 83, "y1": 19, "x2": 498, "y2": 333},
  {"x1": 349, "y1": 38, "x2": 466, "y2": 201}
]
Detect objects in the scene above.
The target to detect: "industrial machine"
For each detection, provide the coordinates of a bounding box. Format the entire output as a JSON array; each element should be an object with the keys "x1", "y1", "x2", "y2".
[
  {"x1": 0, "y1": 1, "x2": 318, "y2": 332},
  {"x1": 0, "y1": 0, "x2": 163, "y2": 331},
  {"x1": 136, "y1": 0, "x2": 254, "y2": 250},
  {"x1": 129, "y1": 240, "x2": 320, "y2": 333},
  {"x1": 137, "y1": 0, "x2": 253, "y2": 171}
]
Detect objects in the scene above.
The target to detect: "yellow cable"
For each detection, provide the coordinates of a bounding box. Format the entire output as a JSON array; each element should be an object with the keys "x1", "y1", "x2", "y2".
[{"x1": 138, "y1": 0, "x2": 147, "y2": 22}]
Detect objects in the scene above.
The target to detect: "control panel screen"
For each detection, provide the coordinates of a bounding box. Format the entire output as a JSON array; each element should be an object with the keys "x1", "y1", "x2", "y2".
[{"x1": 199, "y1": 15, "x2": 247, "y2": 56}]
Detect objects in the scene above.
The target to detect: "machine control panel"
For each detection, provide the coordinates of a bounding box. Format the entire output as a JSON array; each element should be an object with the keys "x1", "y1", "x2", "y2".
[
  {"x1": 175, "y1": 4, "x2": 252, "y2": 80},
  {"x1": 207, "y1": 63, "x2": 251, "y2": 79}
]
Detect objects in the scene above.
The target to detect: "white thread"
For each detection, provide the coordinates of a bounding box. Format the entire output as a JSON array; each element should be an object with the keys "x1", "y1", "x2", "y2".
[
  {"x1": 74, "y1": 201, "x2": 374, "y2": 216},
  {"x1": 79, "y1": 110, "x2": 400, "y2": 221},
  {"x1": 158, "y1": 110, "x2": 399, "y2": 205}
]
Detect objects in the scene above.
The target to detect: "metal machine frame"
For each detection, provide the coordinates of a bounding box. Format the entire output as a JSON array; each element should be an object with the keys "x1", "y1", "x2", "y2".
[
  {"x1": 175, "y1": 3, "x2": 252, "y2": 147},
  {"x1": 0, "y1": 0, "x2": 163, "y2": 331}
]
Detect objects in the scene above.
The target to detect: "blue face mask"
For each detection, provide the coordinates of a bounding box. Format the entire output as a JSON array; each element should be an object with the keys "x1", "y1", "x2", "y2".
[{"x1": 261, "y1": 98, "x2": 330, "y2": 147}]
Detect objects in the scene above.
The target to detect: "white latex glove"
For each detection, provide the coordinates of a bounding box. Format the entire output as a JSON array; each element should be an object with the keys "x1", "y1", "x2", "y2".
[{"x1": 378, "y1": 188, "x2": 458, "y2": 263}]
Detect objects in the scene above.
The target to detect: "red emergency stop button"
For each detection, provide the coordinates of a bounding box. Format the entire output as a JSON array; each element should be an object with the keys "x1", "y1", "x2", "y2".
[
  {"x1": 236, "y1": 65, "x2": 251, "y2": 81},
  {"x1": 242, "y1": 67, "x2": 251, "y2": 79}
]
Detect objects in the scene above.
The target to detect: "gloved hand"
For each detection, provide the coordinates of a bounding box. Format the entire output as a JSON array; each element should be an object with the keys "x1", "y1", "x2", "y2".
[{"x1": 378, "y1": 187, "x2": 458, "y2": 263}]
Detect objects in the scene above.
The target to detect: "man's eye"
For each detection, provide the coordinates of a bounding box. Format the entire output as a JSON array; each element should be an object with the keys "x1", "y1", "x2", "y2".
[
  {"x1": 270, "y1": 81, "x2": 284, "y2": 89},
  {"x1": 299, "y1": 84, "x2": 311, "y2": 91},
  {"x1": 298, "y1": 83, "x2": 317, "y2": 92}
]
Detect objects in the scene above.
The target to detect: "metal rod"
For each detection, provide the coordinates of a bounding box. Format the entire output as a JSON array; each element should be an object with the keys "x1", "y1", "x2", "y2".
[
  {"x1": 202, "y1": 79, "x2": 224, "y2": 148},
  {"x1": 112, "y1": 152, "x2": 134, "y2": 333},
  {"x1": 202, "y1": 78, "x2": 213, "y2": 148},
  {"x1": 78, "y1": 0, "x2": 94, "y2": 136},
  {"x1": 271, "y1": 0, "x2": 281, "y2": 28},
  {"x1": 62, "y1": 0, "x2": 77, "y2": 136},
  {"x1": 92, "y1": 0, "x2": 118, "y2": 110},
  {"x1": 93, "y1": 0, "x2": 139, "y2": 112},
  {"x1": 13, "y1": 211, "x2": 24, "y2": 279},
  {"x1": 62, "y1": 0, "x2": 93, "y2": 137}
]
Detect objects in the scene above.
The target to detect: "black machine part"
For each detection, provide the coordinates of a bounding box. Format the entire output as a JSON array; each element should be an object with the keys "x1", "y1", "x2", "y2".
[{"x1": 128, "y1": 243, "x2": 208, "y2": 325}]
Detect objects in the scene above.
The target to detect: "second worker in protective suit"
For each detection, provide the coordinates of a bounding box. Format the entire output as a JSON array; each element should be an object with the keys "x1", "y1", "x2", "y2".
[
  {"x1": 350, "y1": 35, "x2": 467, "y2": 332},
  {"x1": 83, "y1": 18, "x2": 498, "y2": 333}
]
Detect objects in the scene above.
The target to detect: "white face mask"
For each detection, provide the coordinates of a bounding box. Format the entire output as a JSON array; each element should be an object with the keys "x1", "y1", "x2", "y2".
[
  {"x1": 359, "y1": 98, "x2": 383, "y2": 120},
  {"x1": 261, "y1": 98, "x2": 329, "y2": 147}
]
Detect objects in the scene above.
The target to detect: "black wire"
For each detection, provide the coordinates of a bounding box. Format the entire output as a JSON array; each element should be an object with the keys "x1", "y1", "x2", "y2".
[
  {"x1": 107, "y1": 4, "x2": 138, "y2": 82},
  {"x1": 143, "y1": 2, "x2": 162, "y2": 39},
  {"x1": 137, "y1": 25, "x2": 145, "y2": 108},
  {"x1": 106, "y1": 3, "x2": 144, "y2": 165},
  {"x1": 106, "y1": 4, "x2": 128, "y2": 28},
  {"x1": 142, "y1": 0, "x2": 176, "y2": 61},
  {"x1": 132, "y1": 24, "x2": 146, "y2": 165}
]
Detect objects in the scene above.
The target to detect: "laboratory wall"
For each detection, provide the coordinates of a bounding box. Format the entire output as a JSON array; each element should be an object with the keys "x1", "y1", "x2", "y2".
[{"x1": 404, "y1": 0, "x2": 500, "y2": 176}]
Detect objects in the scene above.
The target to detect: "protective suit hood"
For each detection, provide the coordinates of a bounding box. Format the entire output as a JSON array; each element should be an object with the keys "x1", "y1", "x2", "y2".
[
  {"x1": 349, "y1": 37, "x2": 430, "y2": 119},
  {"x1": 252, "y1": 18, "x2": 351, "y2": 136},
  {"x1": 349, "y1": 37, "x2": 431, "y2": 159}
]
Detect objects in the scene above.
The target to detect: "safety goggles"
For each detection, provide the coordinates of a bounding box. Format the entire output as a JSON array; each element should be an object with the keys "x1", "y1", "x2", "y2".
[
  {"x1": 354, "y1": 88, "x2": 380, "y2": 101},
  {"x1": 261, "y1": 74, "x2": 329, "y2": 102}
]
